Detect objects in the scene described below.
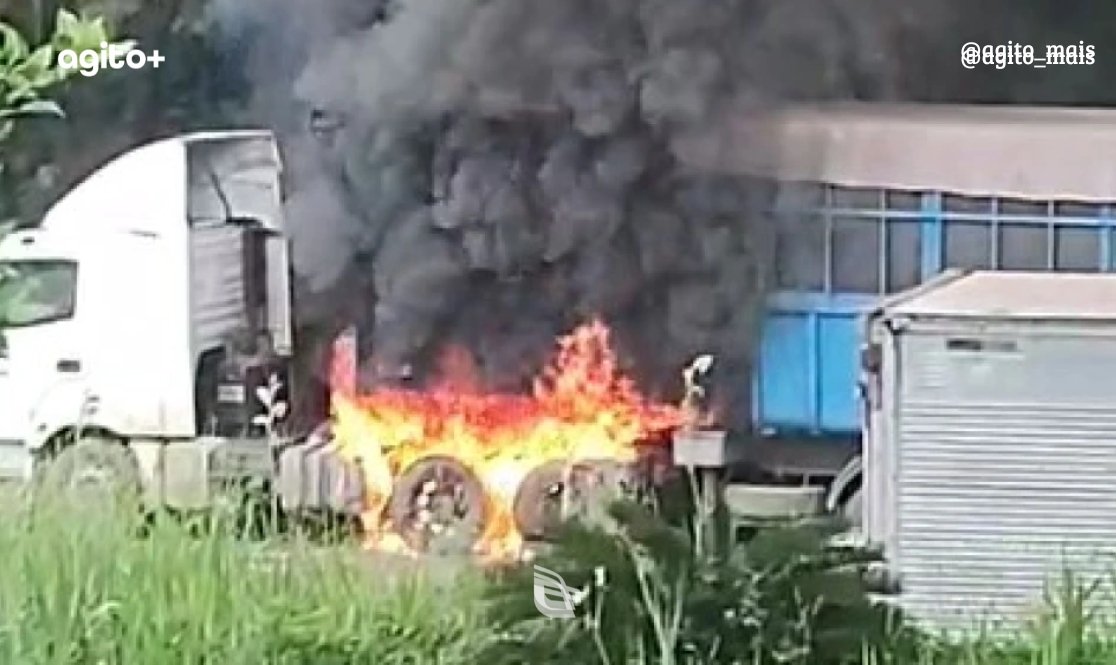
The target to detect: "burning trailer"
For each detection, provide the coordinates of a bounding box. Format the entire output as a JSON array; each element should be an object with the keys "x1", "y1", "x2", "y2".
[{"x1": 281, "y1": 319, "x2": 700, "y2": 558}]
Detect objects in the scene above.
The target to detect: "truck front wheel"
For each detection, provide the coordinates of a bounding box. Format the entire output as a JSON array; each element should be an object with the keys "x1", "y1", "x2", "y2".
[{"x1": 36, "y1": 436, "x2": 142, "y2": 517}]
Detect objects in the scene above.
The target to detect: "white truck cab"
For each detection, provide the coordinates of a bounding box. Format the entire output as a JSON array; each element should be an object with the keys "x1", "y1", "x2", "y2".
[{"x1": 0, "y1": 131, "x2": 294, "y2": 505}]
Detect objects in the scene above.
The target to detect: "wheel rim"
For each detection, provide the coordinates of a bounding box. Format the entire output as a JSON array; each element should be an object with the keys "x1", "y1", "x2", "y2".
[
  {"x1": 393, "y1": 458, "x2": 486, "y2": 553},
  {"x1": 72, "y1": 466, "x2": 112, "y2": 490},
  {"x1": 63, "y1": 449, "x2": 134, "y2": 504}
]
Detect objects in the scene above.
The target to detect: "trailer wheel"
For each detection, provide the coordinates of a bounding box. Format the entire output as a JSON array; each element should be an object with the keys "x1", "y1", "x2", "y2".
[
  {"x1": 388, "y1": 456, "x2": 487, "y2": 555},
  {"x1": 513, "y1": 459, "x2": 639, "y2": 540},
  {"x1": 512, "y1": 460, "x2": 567, "y2": 540},
  {"x1": 36, "y1": 436, "x2": 142, "y2": 518}
]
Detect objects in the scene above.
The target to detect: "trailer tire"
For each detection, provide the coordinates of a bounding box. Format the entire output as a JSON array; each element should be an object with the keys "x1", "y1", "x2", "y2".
[
  {"x1": 388, "y1": 455, "x2": 487, "y2": 555},
  {"x1": 513, "y1": 460, "x2": 568, "y2": 540},
  {"x1": 513, "y1": 459, "x2": 638, "y2": 540},
  {"x1": 36, "y1": 436, "x2": 142, "y2": 519}
]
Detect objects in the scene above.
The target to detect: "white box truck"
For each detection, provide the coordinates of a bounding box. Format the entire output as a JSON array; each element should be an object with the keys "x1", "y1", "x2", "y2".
[{"x1": 860, "y1": 269, "x2": 1116, "y2": 631}]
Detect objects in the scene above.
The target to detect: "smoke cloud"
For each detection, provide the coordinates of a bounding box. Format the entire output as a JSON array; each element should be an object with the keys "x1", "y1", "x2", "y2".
[{"x1": 215, "y1": 0, "x2": 938, "y2": 422}]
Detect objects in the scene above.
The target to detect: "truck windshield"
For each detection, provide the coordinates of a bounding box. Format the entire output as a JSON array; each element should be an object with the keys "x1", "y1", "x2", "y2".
[{"x1": 0, "y1": 260, "x2": 78, "y2": 328}]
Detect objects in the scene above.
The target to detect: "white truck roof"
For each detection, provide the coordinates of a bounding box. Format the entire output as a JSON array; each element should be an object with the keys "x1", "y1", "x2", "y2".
[
  {"x1": 42, "y1": 130, "x2": 282, "y2": 237},
  {"x1": 675, "y1": 102, "x2": 1116, "y2": 201},
  {"x1": 869, "y1": 269, "x2": 1116, "y2": 322}
]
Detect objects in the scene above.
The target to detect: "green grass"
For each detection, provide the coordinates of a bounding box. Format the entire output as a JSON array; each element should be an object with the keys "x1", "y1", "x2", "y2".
[
  {"x1": 0, "y1": 491, "x2": 489, "y2": 664},
  {"x1": 868, "y1": 571, "x2": 1116, "y2": 665},
  {"x1": 1, "y1": 489, "x2": 1115, "y2": 664}
]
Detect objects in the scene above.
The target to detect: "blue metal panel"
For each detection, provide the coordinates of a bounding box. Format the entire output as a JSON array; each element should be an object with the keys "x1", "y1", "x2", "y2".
[
  {"x1": 757, "y1": 313, "x2": 812, "y2": 428},
  {"x1": 755, "y1": 185, "x2": 1116, "y2": 438},
  {"x1": 757, "y1": 292, "x2": 876, "y2": 434},
  {"x1": 817, "y1": 314, "x2": 859, "y2": 431}
]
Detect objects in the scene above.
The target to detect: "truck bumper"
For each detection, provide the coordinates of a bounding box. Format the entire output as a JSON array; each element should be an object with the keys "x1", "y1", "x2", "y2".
[
  {"x1": 134, "y1": 437, "x2": 278, "y2": 510},
  {"x1": 128, "y1": 435, "x2": 365, "y2": 516},
  {"x1": 724, "y1": 484, "x2": 826, "y2": 520}
]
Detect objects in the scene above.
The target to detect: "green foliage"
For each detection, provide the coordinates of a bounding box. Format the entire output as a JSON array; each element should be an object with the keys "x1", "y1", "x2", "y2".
[
  {"x1": 0, "y1": 0, "x2": 248, "y2": 230},
  {"x1": 899, "y1": 568, "x2": 1116, "y2": 665},
  {"x1": 479, "y1": 488, "x2": 916, "y2": 665},
  {"x1": 0, "y1": 9, "x2": 123, "y2": 143},
  {"x1": 0, "y1": 490, "x2": 488, "y2": 664},
  {"x1": 2, "y1": 482, "x2": 1116, "y2": 662}
]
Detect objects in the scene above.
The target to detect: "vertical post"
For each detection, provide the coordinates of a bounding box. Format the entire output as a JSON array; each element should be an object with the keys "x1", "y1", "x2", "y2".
[
  {"x1": 1046, "y1": 201, "x2": 1056, "y2": 270},
  {"x1": 699, "y1": 467, "x2": 721, "y2": 556},
  {"x1": 673, "y1": 429, "x2": 729, "y2": 558},
  {"x1": 920, "y1": 192, "x2": 943, "y2": 279},
  {"x1": 1100, "y1": 205, "x2": 1114, "y2": 272},
  {"x1": 31, "y1": 0, "x2": 43, "y2": 43},
  {"x1": 241, "y1": 225, "x2": 268, "y2": 340},
  {"x1": 989, "y1": 197, "x2": 1001, "y2": 269}
]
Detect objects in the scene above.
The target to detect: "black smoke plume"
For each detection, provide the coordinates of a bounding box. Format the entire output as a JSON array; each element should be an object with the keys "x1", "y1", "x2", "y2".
[{"x1": 215, "y1": 0, "x2": 939, "y2": 424}]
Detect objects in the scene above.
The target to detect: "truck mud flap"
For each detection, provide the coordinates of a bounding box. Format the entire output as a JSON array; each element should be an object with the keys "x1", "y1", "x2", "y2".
[{"x1": 276, "y1": 438, "x2": 365, "y2": 516}]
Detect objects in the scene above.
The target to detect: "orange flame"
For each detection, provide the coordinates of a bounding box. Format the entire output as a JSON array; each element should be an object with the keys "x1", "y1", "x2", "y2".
[{"x1": 327, "y1": 319, "x2": 686, "y2": 558}]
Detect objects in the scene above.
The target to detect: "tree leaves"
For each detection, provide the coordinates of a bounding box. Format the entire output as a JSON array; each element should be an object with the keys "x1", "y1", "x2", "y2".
[
  {"x1": 50, "y1": 9, "x2": 116, "y2": 55},
  {"x1": 0, "y1": 8, "x2": 126, "y2": 239},
  {"x1": 0, "y1": 9, "x2": 123, "y2": 139}
]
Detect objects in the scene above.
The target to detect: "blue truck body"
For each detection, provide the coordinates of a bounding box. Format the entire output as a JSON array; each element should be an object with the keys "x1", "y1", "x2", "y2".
[
  {"x1": 661, "y1": 101, "x2": 1116, "y2": 513},
  {"x1": 672, "y1": 102, "x2": 1116, "y2": 483},
  {"x1": 755, "y1": 185, "x2": 1116, "y2": 437}
]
